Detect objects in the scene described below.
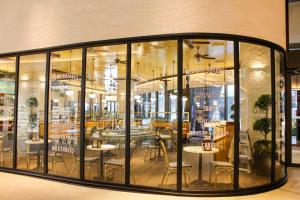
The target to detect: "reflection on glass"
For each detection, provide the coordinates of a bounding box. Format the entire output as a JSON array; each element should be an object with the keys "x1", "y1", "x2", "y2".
[
  {"x1": 0, "y1": 57, "x2": 16, "y2": 168},
  {"x1": 182, "y1": 40, "x2": 234, "y2": 191},
  {"x1": 84, "y1": 44, "x2": 127, "y2": 183},
  {"x1": 130, "y1": 40, "x2": 177, "y2": 188},
  {"x1": 17, "y1": 54, "x2": 46, "y2": 173},
  {"x1": 275, "y1": 51, "x2": 285, "y2": 180},
  {"x1": 239, "y1": 43, "x2": 271, "y2": 187},
  {"x1": 48, "y1": 49, "x2": 82, "y2": 178}
]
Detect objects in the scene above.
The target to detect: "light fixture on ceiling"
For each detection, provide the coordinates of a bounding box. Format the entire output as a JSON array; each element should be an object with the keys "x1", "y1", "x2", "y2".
[
  {"x1": 134, "y1": 62, "x2": 141, "y2": 100},
  {"x1": 170, "y1": 61, "x2": 177, "y2": 99},
  {"x1": 89, "y1": 58, "x2": 96, "y2": 99},
  {"x1": 66, "y1": 50, "x2": 74, "y2": 96},
  {"x1": 150, "y1": 69, "x2": 156, "y2": 102}
]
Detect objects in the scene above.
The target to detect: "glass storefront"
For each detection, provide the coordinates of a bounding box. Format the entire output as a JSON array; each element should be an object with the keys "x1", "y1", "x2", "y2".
[
  {"x1": 17, "y1": 53, "x2": 46, "y2": 172},
  {"x1": 0, "y1": 57, "x2": 16, "y2": 168},
  {"x1": 0, "y1": 35, "x2": 286, "y2": 195}
]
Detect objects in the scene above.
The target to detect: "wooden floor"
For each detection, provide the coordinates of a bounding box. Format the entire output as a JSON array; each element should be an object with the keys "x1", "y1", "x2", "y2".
[{"x1": 0, "y1": 167, "x2": 299, "y2": 200}]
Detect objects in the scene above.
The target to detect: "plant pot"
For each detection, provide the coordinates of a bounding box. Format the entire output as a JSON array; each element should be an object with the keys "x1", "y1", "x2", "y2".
[{"x1": 254, "y1": 154, "x2": 272, "y2": 177}]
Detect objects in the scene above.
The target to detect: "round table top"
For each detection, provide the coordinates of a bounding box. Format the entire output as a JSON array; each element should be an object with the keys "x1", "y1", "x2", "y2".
[
  {"x1": 25, "y1": 139, "x2": 51, "y2": 144},
  {"x1": 183, "y1": 146, "x2": 219, "y2": 154},
  {"x1": 86, "y1": 144, "x2": 116, "y2": 151}
]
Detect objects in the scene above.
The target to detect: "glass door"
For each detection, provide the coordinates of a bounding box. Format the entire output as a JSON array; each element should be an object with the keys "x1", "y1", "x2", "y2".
[{"x1": 291, "y1": 75, "x2": 300, "y2": 164}]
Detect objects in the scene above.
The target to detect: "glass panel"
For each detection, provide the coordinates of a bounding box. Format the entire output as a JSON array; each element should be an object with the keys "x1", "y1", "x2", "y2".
[
  {"x1": 84, "y1": 44, "x2": 127, "y2": 183},
  {"x1": 291, "y1": 75, "x2": 300, "y2": 164},
  {"x1": 130, "y1": 40, "x2": 177, "y2": 188},
  {"x1": 17, "y1": 54, "x2": 46, "y2": 173},
  {"x1": 275, "y1": 51, "x2": 285, "y2": 180},
  {"x1": 0, "y1": 57, "x2": 16, "y2": 168},
  {"x1": 48, "y1": 49, "x2": 82, "y2": 178},
  {"x1": 239, "y1": 43, "x2": 271, "y2": 187},
  {"x1": 182, "y1": 40, "x2": 234, "y2": 191}
]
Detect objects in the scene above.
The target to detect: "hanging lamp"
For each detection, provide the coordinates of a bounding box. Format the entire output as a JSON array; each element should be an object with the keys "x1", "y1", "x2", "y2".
[
  {"x1": 66, "y1": 50, "x2": 74, "y2": 96},
  {"x1": 134, "y1": 62, "x2": 141, "y2": 100},
  {"x1": 89, "y1": 58, "x2": 96, "y2": 99},
  {"x1": 150, "y1": 69, "x2": 156, "y2": 102},
  {"x1": 170, "y1": 61, "x2": 177, "y2": 100}
]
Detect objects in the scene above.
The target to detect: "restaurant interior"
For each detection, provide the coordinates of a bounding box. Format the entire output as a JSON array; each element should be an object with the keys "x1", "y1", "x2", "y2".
[{"x1": 0, "y1": 38, "x2": 286, "y2": 193}]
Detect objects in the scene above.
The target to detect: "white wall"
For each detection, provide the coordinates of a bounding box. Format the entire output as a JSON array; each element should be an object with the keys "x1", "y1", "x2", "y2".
[{"x1": 0, "y1": 0, "x2": 286, "y2": 54}]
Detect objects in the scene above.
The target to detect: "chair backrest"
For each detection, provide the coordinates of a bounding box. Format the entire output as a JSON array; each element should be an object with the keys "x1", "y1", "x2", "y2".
[
  {"x1": 129, "y1": 138, "x2": 137, "y2": 159},
  {"x1": 3, "y1": 132, "x2": 13, "y2": 149}
]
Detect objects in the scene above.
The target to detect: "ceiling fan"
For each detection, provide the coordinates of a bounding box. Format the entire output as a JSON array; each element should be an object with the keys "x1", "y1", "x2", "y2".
[
  {"x1": 194, "y1": 46, "x2": 216, "y2": 62},
  {"x1": 113, "y1": 54, "x2": 126, "y2": 65}
]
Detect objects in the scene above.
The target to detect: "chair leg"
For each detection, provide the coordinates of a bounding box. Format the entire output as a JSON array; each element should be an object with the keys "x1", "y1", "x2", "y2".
[
  {"x1": 88, "y1": 163, "x2": 91, "y2": 179},
  {"x1": 209, "y1": 165, "x2": 213, "y2": 184},
  {"x1": 144, "y1": 149, "x2": 149, "y2": 162},
  {"x1": 104, "y1": 164, "x2": 107, "y2": 181},
  {"x1": 130, "y1": 170, "x2": 136, "y2": 183},
  {"x1": 161, "y1": 170, "x2": 167, "y2": 186},
  {"x1": 69, "y1": 162, "x2": 76, "y2": 176},
  {"x1": 214, "y1": 168, "x2": 218, "y2": 188},
  {"x1": 165, "y1": 169, "x2": 170, "y2": 186}
]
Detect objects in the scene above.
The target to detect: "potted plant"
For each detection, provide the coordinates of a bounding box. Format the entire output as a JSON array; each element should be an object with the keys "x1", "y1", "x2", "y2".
[
  {"x1": 252, "y1": 94, "x2": 272, "y2": 176},
  {"x1": 26, "y1": 97, "x2": 39, "y2": 140}
]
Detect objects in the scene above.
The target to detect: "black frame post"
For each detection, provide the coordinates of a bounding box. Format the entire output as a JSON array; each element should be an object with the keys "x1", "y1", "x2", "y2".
[
  {"x1": 80, "y1": 47, "x2": 87, "y2": 181},
  {"x1": 177, "y1": 39, "x2": 183, "y2": 191},
  {"x1": 44, "y1": 52, "x2": 51, "y2": 174},
  {"x1": 125, "y1": 43, "x2": 131, "y2": 185},
  {"x1": 12, "y1": 55, "x2": 20, "y2": 169},
  {"x1": 271, "y1": 49, "x2": 276, "y2": 183},
  {"x1": 233, "y1": 40, "x2": 240, "y2": 190}
]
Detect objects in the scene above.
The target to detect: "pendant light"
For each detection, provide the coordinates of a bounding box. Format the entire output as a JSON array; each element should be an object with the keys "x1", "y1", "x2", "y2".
[
  {"x1": 134, "y1": 62, "x2": 141, "y2": 100},
  {"x1": 150, "y1": 69, "x2": 156, "y2": 102},
  {"x1": 170, "y1": 61, "x2": 177, "y2": 100},
  {"x1": 89, "y1": 58, "x2": 96, "y2": 99},
  {"x1": 66, "y1": 50, "x2": 74, "y2": 96}
]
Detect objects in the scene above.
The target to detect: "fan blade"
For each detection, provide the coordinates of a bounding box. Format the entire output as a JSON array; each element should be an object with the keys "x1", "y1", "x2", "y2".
[
  {"x1": 183, "y1": 39, "x2": 194, "y2": 49},
  {"x1": 192, "y1": 41, "x2": 210, "y2": 45},
  {"x1": 201, "y1": 56, "x2": 216, "y2": 60}
]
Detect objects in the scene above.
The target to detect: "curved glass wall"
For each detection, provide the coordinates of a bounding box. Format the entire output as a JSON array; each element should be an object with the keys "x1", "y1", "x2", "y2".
[
  {"x1": 0, "y1": 57, "x2": 16, "y2": 168},
  {"x1": 130, "y1": 40, "x2": 178, "y2": 188},
  {"x1": 0, "y1": 35, "x2": 286, "y2": 195},
  {"x1": 182, "y1": 39, "x2": 234, "y2": 191},
  {"x1": 48, "y1": 49, "x2": 82, "y2": 178}
]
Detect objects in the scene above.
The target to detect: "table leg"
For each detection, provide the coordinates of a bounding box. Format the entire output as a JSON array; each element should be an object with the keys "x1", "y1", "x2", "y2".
[
  {"x1": 198, "y1": 153, "x2": 203, "y2": 181},
  {"x1": 37, "y1": 151, "x2": 41, "y2": 171},
  {"x1": 99, "y1": 151, "x2": 104, "y2": 179}
]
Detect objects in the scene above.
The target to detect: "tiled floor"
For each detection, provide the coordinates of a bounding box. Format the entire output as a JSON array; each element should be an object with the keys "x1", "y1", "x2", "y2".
[{"x1": 0, "y1": 168, "x2": 299, "y2": 200}]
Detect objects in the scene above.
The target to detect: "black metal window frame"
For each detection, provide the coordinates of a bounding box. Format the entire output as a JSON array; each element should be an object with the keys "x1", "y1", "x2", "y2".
[{"x1": 0, "y1": 33, "x2": 287, "y2": 197}]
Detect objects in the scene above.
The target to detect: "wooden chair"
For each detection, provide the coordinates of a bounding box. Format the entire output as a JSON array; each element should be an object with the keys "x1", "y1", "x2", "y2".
[
  {"x1": 208, "y1": 137, "x2": 234, "y2": 187},
  {"x1": 104, "y1": 139, "x2": 137, "y2": 182},
  {"x1": 69, "y1": 145, "x2": 99, "y2": 178},
  {"x1": 160, "y1": 139, "x2": 192, "y2": 186}
]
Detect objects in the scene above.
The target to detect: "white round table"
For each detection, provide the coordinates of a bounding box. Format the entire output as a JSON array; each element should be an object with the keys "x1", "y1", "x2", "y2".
[
  {"x1": 87, "y1": 144, "x2": 116, "y2": 180},
  {"x1": 183, "y1": 146, "x2": 219, "y2": 184}
]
